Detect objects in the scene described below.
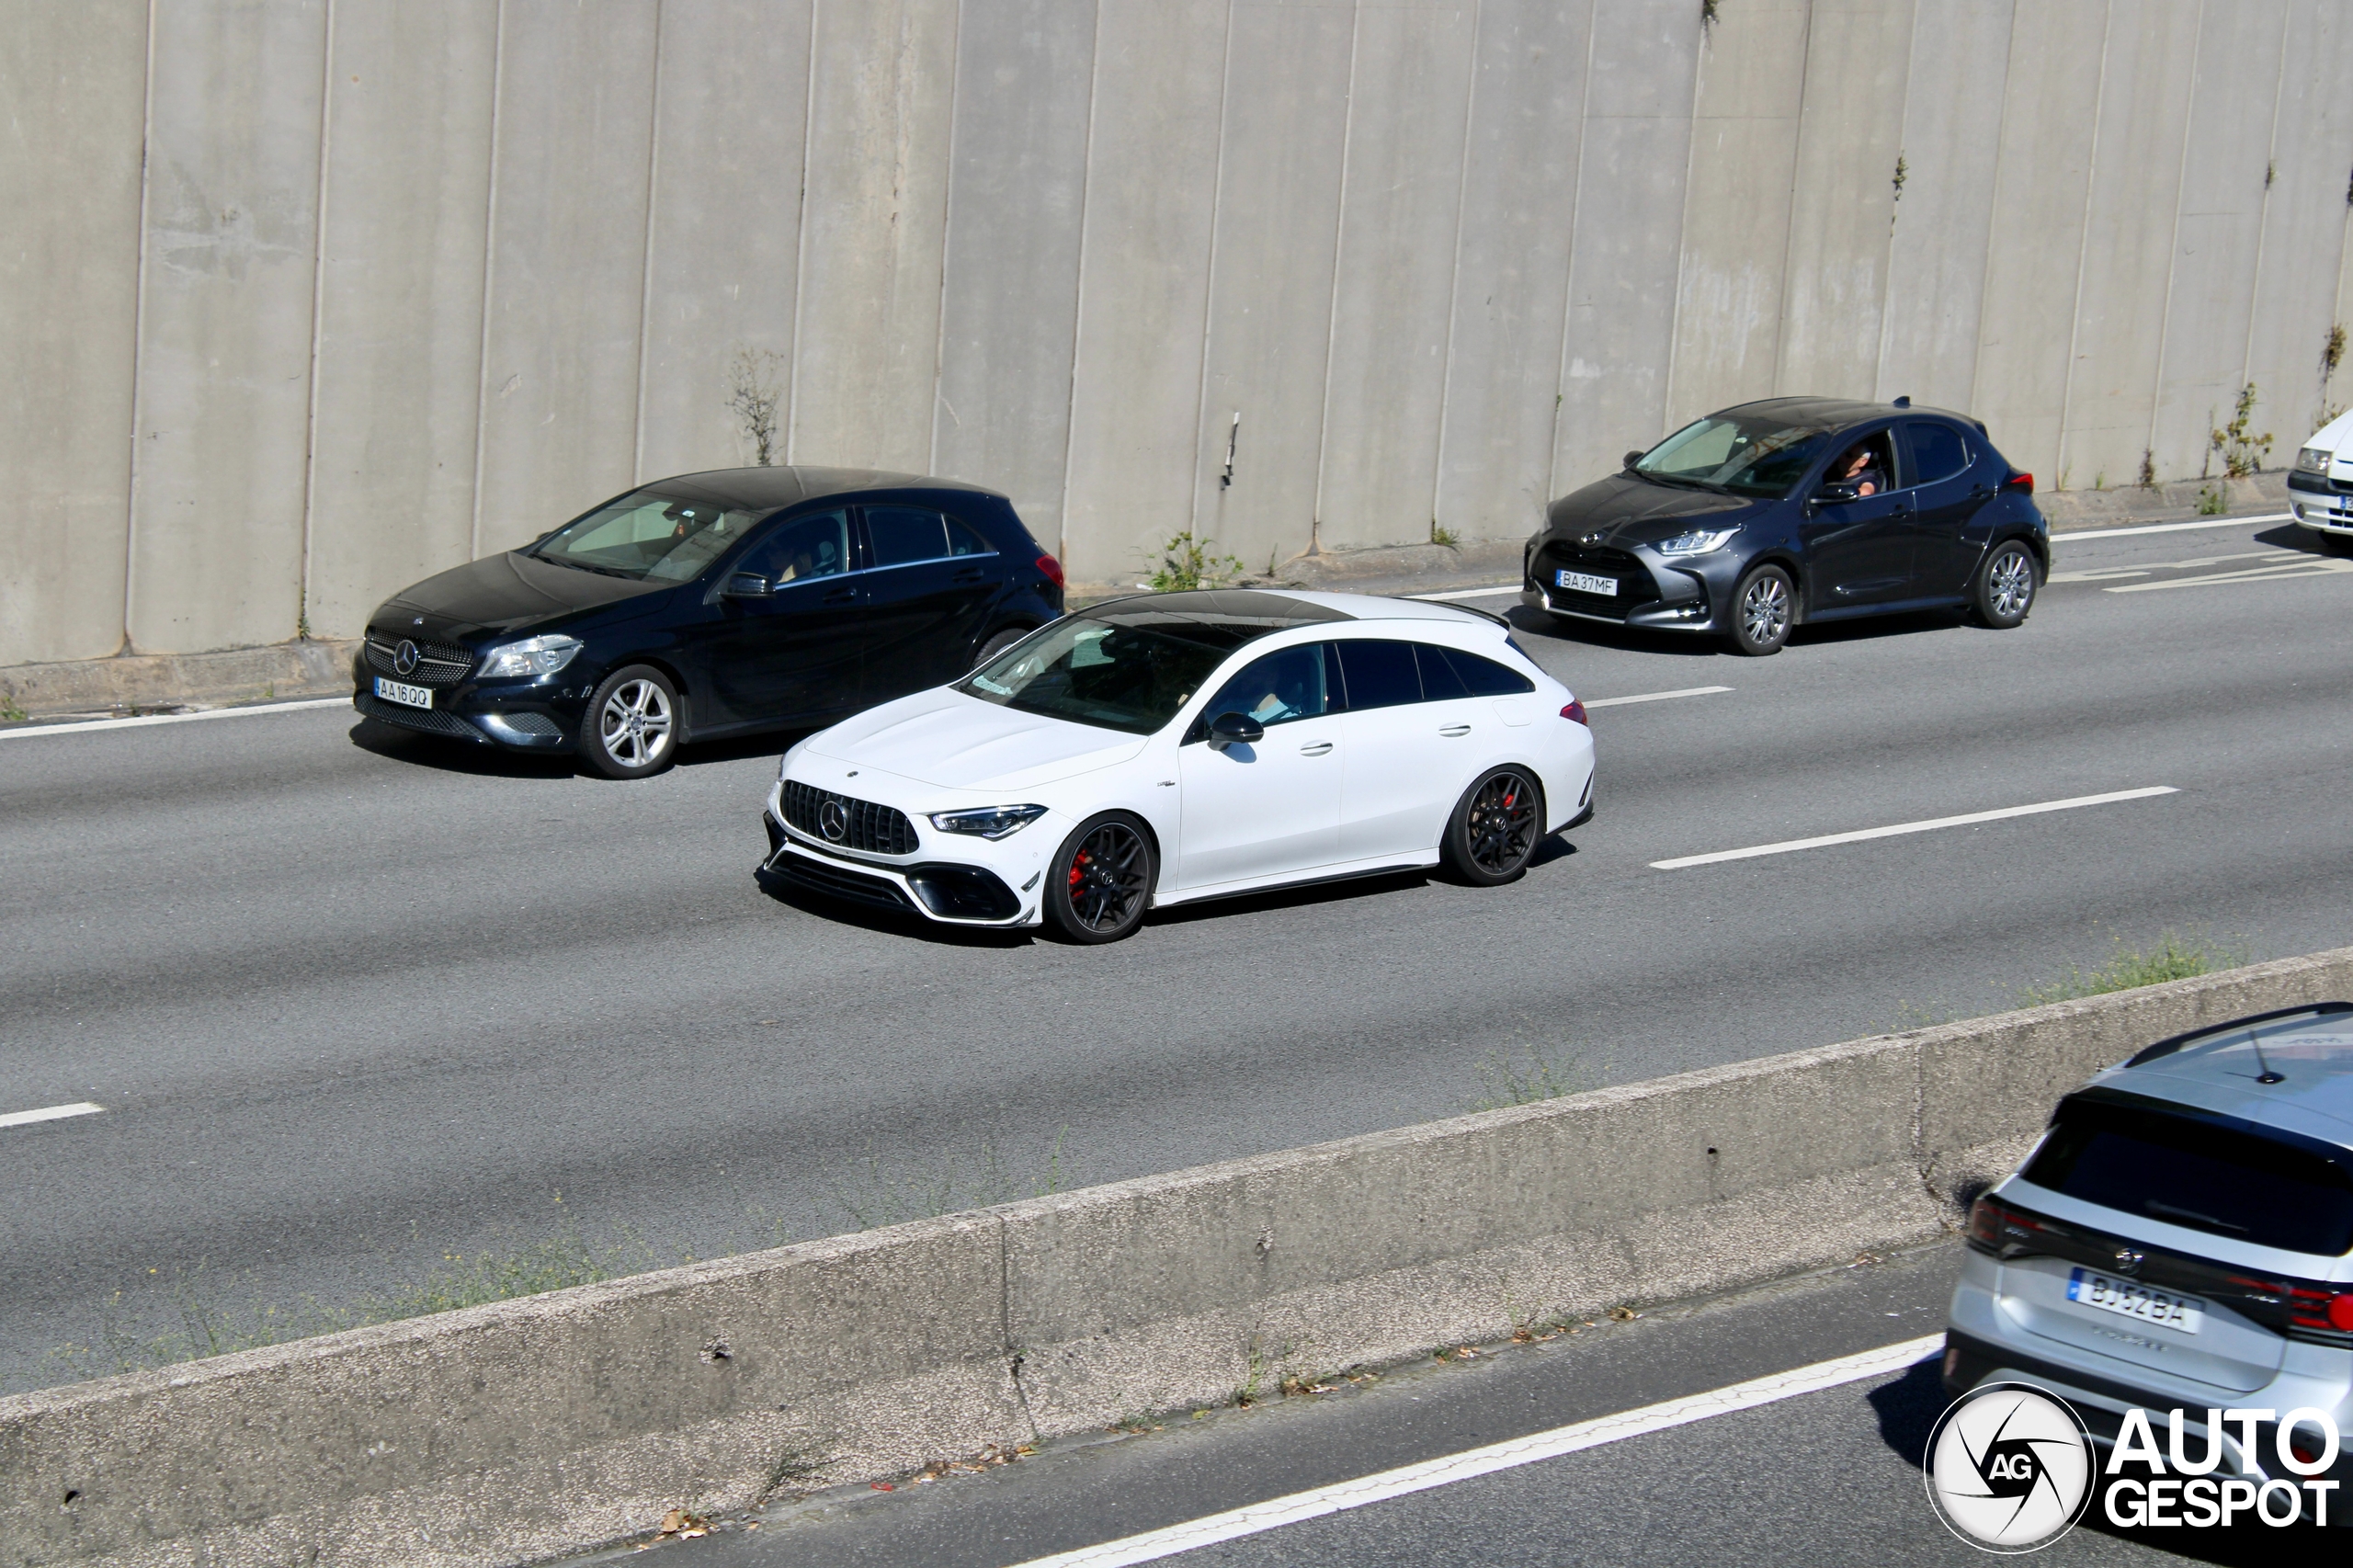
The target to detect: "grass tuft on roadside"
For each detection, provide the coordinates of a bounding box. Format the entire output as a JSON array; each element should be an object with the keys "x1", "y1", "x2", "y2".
[{"x1": 2017, "y1": 930, "x2": 2249, "y2": 1006}]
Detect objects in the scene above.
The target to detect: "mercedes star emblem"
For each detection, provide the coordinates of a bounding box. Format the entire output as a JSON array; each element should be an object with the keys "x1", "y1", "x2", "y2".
[
  {"x1": 392, "y1": 639, "x2": 421, "y2": 676},
  {"x1": 818, "y1": 801, "x2": 849, "y2": 842}
]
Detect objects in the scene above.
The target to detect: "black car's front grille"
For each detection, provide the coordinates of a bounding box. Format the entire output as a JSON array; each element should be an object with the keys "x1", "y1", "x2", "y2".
[
  {"x1": 354, "y1": 692, "x2": 485, "y2": 741},
  {"x1": 769, "y1": 851, "x2": 913, "y2": 912},
  {"x1": 782, "y1": 781, "x2": 920, "y2": 856},
  {"x1": 363, "y1": 633, "x2": 474, "y2": 686},
  {"x1": 1531, "y1": 542, "x2": 1661, "y2": 619}
]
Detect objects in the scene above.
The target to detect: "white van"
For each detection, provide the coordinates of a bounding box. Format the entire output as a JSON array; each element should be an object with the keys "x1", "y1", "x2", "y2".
[{"x1": 2289, "y1": 409, "x2": 2353, "y2": 551}]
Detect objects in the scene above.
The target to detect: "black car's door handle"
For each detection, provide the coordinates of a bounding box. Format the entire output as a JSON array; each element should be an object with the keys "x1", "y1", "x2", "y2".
[
  {"x1": 953, "y1": 567, "x2": 987, "y2": 584},
  {"x1": 822, "y1": 587, "x2": 859, "y2": 606}
]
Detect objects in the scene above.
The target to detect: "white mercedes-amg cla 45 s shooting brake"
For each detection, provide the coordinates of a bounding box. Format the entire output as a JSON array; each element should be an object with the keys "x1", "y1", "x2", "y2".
[{"x1": 759, "y1": 588, "x2": 1597, "y2": 943}]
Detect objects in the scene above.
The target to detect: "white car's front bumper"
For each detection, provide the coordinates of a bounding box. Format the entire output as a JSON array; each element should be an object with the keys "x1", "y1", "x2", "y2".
[{"x1": 759, "y1": 777, "x2": 1056, "y2": 927}]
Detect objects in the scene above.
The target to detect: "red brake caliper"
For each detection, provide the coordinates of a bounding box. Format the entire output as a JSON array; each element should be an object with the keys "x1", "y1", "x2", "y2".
[{"x1": 1068, "y1": 850, "x2": 1089, "y2": 889}]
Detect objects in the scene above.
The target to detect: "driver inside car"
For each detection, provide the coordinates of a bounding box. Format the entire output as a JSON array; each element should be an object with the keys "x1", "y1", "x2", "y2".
[{"x1": 1824, "y1": 439, "x2": 1888, "y2": 499}]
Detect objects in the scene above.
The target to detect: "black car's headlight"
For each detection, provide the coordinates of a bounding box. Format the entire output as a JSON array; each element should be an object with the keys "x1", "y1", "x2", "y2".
[
  {"x1": 927, "y1": 804, "x2": 1048, "y2": 840},
  {"x1": 1654, "y1": 528, "x2": 1740, "y2": 558},
  {"x1": 478, "y1": 633, "x2": 584, "y2": 678}
]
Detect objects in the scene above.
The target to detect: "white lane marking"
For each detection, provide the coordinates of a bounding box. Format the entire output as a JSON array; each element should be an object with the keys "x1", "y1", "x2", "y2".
[
  {"x1": 2103, "y1": 556, "x2": 2353, "y2": 594},
  {"x1": 0, "y1": 698, "x2": 350, "y2": 740},
  {"x1": 2049, "y1": 550, "x2": 2277, "y2": 583},
  {"x1": 1404, "y1": 583, "x2": 1522, "y2": 601},
  {"x1": 2053, "y1": 512, "x2": 2291, "y2": 542},
  {"x1": 1651, "y1": 786, "x2": 2178, "y2": 871},
  {"x1": 0, "y1": 1101, "x2": 105, "y2": 1130},
  {"x1": 1583, "y1": 685, "x2": 1733, "y2": 710},
  {"x1": 1005, "y1": 1335, "x2": 1945, "y2": 1568}
]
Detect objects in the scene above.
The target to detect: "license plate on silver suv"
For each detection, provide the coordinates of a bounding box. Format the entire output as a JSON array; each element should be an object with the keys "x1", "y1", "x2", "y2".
[
  {"x1": 1555, "y1": 569, "x2": 1618, "y2": 597},
  {"x1": 374, "y1": 676, "x2": 434, "y2": 710},
  {"x1": 2065, "y1": 1267, "x2": 2205, "y2": 1334}
]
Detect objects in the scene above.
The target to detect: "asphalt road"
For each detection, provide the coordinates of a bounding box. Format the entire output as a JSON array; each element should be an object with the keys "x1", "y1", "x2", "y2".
[
  {"x1": 647, "y1": 1242, "x2": 2292, "y2": 1567},
  {"x1": 3, "y1": 515, "x2": 2349, "y2": 1392}
]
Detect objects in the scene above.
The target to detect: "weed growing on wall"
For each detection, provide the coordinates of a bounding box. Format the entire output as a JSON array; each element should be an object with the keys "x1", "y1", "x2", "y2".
[
  {"x1": 2197, "y1": 484, "x2": 2229, "y2": 516},
  {"x1": 2138, "y1": 449, "x2": 2156, "y2": 488},
  {"x1": 1465, "y1": 1043, "x2": 1600, "y2": 1113},
  {"x1": 2208, "y1": 382, "x2": 2273, "y2": 478},
  {"x1": 1149, "y1": 530, "x2": 1246, "y2": 592},
  {"x1": 727, "y1": 347, "x2": 785, "y2": 466},
  {"x1": 2018, "y1": 932, "x2": 2249, "y2": 1007},
  {"x1": 1429, "y1": 521, "x2": 1460, "y2": 549}
]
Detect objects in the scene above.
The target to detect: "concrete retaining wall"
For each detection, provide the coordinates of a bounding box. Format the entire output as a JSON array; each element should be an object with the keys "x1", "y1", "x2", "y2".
[
  {"x1": 7, "y1": 946, "x2": 2351, "y2": 1566},
  {"x1": 9, "y1": 0, "x2": 2353, "y2": 670}
]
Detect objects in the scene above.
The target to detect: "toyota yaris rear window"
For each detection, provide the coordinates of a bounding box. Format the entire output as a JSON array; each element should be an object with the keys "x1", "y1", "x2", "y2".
[{"x1": 2021, "y1": 1098, "x2": 2353, "y2": 1256}]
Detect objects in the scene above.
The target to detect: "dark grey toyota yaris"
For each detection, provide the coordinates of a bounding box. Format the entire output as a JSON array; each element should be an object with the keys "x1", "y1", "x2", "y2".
[{"x1": 1522, "y1": 397, "x2": 2049, "y2": 655}]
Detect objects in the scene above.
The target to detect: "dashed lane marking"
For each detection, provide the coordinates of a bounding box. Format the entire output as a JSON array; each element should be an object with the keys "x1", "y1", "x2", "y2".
[
  {"x1": 1650, "y1": 787, "x2": 2178, "y2": 870},
  {"x1": 0, "y1": 1102, "x2": 105, "y2": 1131},
  {"x1": 1583, "y1": 686, "x2": 1733, "y2": 709}
]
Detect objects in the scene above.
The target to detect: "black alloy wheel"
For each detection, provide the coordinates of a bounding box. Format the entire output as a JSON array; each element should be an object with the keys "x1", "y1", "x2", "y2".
[
  {"x1": 1443, "y1": 767, "x2": 1544, "y2": 887},
  {"x1": 1044, "y1": 812, "x2": 1155, "y2": 943},
  {"x1": 1971, "y1": 540, "x2": 2039, "y2": 629},
  {"x1": 579, "y1": 664, "x2": 681, "y2": 779},
  {"x1": 972, "y1": 625, "x2": 1029, "y2": 670},
  {"x1": 1727, "y1": 563, "x2": 1794, "y2": 656}
]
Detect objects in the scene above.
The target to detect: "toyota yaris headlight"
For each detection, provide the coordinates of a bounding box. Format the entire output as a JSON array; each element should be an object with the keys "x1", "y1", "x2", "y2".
[
  {"x1": 1654, "y1": 528, "x2": 1741, "y2": 557},
  {"x1": 928, "y1": 805, "x2": 1048, "y2": 839},
  {"x1": 478, "y1": 633, "x2": 584, "y2": 679}
]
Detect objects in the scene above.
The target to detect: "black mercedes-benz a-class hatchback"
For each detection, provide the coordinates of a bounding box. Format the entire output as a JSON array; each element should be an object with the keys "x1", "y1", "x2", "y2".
[
  {"x1": 1524, "y1": 397, "x2": 2048, "y2": 655},
  {"x1": 355, "y1": 467, "x2": 1064, "y2": 778}
]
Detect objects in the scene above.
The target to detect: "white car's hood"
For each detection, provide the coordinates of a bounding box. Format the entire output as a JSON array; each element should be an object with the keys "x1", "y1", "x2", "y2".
[{"x1": 807, "y1": 687, "x2": 1148, "y2": 791}]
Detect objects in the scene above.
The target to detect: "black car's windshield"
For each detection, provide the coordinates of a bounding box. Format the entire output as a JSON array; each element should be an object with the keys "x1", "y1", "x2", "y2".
[
  {"x1": 958, "y1": 618, "x2": 1246, "y2": 735},
  {"x1": 529, "y1": 490, "x2": 761, "y2": 582},
  {"x1": 1635, "y1": 415, "x2": 1831, "y2": 498}
]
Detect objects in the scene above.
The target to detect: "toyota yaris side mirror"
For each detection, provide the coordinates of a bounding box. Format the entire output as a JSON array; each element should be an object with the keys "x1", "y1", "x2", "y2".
[
  {"x1": 722, "y1": 573, "x2": 772, "y2": 598},
  {"x1": 1207, "y1": 710, "x2": 1264, "y2": 750}
]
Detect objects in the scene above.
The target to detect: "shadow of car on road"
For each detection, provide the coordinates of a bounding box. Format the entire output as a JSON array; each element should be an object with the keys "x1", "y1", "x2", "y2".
[
  {"x1": 1505, "y1": 602, "x2": 1983, "y2": 658},
  {"x1": 348, "y1": 718, "x2": 797, "y2": 781},
  {"x1": 1865, "y1": 1357, "x2": 2319, "y2": 1561}
]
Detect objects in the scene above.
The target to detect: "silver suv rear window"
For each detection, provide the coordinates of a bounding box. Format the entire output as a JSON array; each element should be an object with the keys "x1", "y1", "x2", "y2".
[{"x1": 2022, "y1": 1098, "x2": 2353, "y2": 1256}]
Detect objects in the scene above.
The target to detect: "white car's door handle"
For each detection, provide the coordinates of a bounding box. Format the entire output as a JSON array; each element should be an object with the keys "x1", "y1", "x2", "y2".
[
  {"x1": 1438, "y1": 723, "x2": 1472, "y2": 737},
  {"x1": 1300, "y1": 741, "x2": 1334, "y2": 756}
]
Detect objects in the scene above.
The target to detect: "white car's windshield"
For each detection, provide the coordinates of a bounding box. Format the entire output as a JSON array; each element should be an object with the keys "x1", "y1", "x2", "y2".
[{"x1": 958, "y1": 618, "x2": 1251, "y2": 735}]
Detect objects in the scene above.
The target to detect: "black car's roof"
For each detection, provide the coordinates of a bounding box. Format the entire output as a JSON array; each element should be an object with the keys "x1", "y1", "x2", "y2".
[
  {"x1": 1716, "y1": 396, "x2": 1980, "y2": 431},
  {"x1": 644, "y1": 465, "x2": 1007, "y2": 512}
]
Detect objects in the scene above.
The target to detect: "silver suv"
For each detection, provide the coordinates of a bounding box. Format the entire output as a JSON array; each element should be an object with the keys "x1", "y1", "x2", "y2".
[{"x1": 1945, "y1": 1003, "x2": 2353, "y2": 1503}]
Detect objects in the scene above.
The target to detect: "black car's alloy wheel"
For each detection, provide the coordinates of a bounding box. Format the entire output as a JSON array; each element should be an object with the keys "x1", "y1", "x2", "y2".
[
  {"x1": 1045, "y1": 812, "x2": 1155, "y2": 943},
  {"x1": 1443, "y1": 767, "x2": 1543, "y2": 887},
  {"x1": 1728, "y1": 564, "x2": 1794, "y2": 655},
  {"x1": 580, "y1": 665, "x2": 680, "y2": 779},
  {"x1": 1972, "y1": 540, "x2": 2039, "y2": 628}
]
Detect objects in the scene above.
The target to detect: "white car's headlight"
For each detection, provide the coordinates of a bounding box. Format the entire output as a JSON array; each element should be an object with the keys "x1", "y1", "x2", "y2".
[
  {"x1": 928, "y1": 804, "x2": 1048, "y2": 839},
  {"x1": 2298, "y1": 446, "x2": 2333, "y2": 474},
  {"x1": 478, "y1": 633, "x2": 584, "y2": 679},
  {"x1": 1654, "y1": 527, "x2": 1740, "y2": 557}
]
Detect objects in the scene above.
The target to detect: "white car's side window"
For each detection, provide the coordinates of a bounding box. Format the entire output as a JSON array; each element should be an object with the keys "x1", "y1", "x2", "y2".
[{"x1": 1199, "y1": 643, "x2": 1336, "y2": 729}]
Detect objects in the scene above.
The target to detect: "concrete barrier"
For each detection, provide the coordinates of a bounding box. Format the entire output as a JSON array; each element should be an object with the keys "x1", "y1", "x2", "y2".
[{"x1": 8, "y1": 947, "x2": 2350, "y2": 1566}]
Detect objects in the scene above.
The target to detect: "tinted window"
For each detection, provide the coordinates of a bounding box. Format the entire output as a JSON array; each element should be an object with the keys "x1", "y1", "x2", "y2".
[
  {"x1": 867, "y1": 506, "x2": 950, "y2": 566},
  {"x1": 959, "y1": 617, "x2": 1234, "y2": 735},
  {"x1": 1414, "y1": 643, "x2": 1470, "y2": 700},
  {"x1": 1905, "y1": 422, "x2": 1972, "y2": 486},
  {"x1": 738, "y1": 510, "x2": 849, "y2": 583},
  {"x1": 2022, "y1": 1099, "x2": 2353, "y2": 1256},
  {"x1": 1336, "y1": 641, "x2": 1421, "y2": 710},
  {"x1": 948, "y1": 517, "x2": 994, "y2": 557},
  {"x1": 1199, "y1": 644, "x2": 1335, "y2": 732},
  {"x1": 1443, "y1": 648, "x2": 1536, "y2": 696}
]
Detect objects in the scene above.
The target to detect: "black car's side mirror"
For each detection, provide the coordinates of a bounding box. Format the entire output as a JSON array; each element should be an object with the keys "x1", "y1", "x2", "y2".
[
  {"x1": 722, "y1": 573, "x2": 772, "y2": 598},
  {"x1": 1622, "y1": 449, "x2": 1645, "y2": 471},
  {"x1": 1816, "y1": 482, "x2": 1861, "y2": 506},
  {"x1": 1207, "y1": 710, "x2": 1264, "y2": 751}
]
